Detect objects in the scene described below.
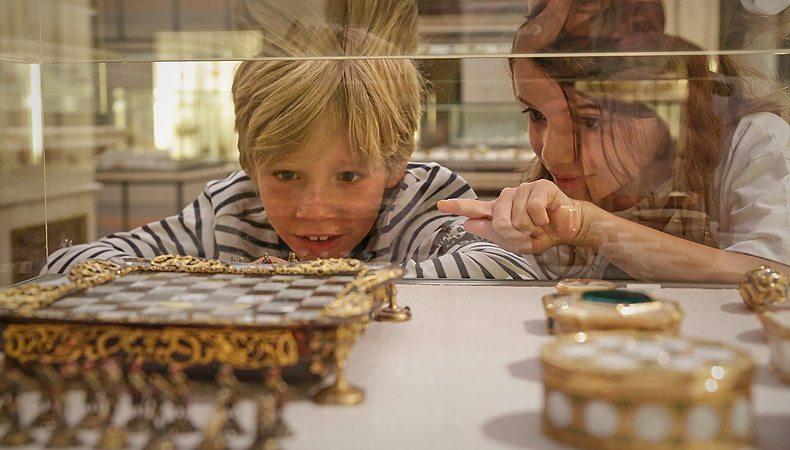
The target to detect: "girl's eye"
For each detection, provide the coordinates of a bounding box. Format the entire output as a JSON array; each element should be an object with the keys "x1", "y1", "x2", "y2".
[
  {"x1": 522, "y1": 107, "x2": 545, "y2": 123},
  {"x1": 273, "y1": 170, "x2": 297, "y2": 181},
  {"x1": 579, "y1": 116, "x2": 601, "y2": 130},
  {"x1": 339, "y1": 171, "x2": 362, "y2": 182}
]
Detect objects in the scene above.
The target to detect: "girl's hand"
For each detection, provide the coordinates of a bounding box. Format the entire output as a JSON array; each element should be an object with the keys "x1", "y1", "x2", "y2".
[{"x1": 438, "y1": 180, "x2": 586, "y2": 254}]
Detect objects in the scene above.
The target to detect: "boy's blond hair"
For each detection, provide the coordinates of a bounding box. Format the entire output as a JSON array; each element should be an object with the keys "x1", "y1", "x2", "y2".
[{"x1": 232, "y1": 0, "x2": 422, "y2": 177}]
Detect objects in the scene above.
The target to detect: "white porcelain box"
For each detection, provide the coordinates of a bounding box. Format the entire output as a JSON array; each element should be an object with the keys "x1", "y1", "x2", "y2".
[
  {"x1": 758, "y1": 308, "x2": 790, "y2": 383},
  {"x1": 540, "y1": 332, "x2": 755, "y2": 450}
]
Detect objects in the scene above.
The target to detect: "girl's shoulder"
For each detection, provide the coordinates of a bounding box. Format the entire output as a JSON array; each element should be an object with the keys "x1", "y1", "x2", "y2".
[
  {"x1": 716, "y1": 112, "x2": 790, "y2": 190},
  {"x1": 735, "y1": 111, "x2": 789, "y2": 131},
  {"x1": 730, "y1": 112, "x2": 790, "y2": 158},
  {"x1": 718, "y1": 112, "x2": 790, "y2": 177}
]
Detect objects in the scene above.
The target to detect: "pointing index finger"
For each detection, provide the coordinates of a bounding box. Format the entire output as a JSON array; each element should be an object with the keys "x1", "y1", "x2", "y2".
[{"x1": 438, "y1": 198, "x2": 494, "y2": 219}]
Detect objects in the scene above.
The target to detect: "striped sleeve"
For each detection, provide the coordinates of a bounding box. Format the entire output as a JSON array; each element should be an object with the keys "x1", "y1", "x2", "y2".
[
  {"x1": 402, "y1": 222, "x2": 538, "y2": 280},
  {"x1": 43, "y1": 171, "x2": 248, "y2": 274},
  {"x1": 378, "y1": 163, "x2": 538, "y2": 280}
]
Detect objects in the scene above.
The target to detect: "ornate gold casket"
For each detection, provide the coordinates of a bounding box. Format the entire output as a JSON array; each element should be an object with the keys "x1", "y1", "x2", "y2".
[{"x1": 0, "y1": 255, "x2": 402, "y2": 404}]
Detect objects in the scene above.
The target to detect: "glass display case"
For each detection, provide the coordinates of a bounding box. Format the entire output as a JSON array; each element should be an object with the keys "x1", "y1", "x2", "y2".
[
  {"x1": 3, "y1": 3, "x2": 790, "y2": 450},
  {"x1": 2, "y1": 0, "x2": 790, "y2": 286}
]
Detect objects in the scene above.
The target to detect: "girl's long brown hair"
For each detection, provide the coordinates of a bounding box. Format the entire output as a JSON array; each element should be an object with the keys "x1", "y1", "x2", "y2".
[{"x1": 511, "y1": 0, "x2": 787, "y2": 224}]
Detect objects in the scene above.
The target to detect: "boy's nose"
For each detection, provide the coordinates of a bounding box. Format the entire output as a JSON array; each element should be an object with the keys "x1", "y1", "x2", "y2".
[{"x1": 295, "y1": 188, "x2": 338, "y2": 220}]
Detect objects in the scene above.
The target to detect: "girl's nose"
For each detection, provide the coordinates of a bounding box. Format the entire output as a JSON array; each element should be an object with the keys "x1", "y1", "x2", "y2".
[{"x1": 540, "y1": 126, "x2": 576, "y2": 165}]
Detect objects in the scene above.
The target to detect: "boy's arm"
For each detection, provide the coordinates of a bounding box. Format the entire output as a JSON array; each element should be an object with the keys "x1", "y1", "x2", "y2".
[
  {"x1": 43, "y1": 182, "x2": 219, "y2": 275},
  {"x1": 386, "y1": 163, "x2": 537, "y2": 279},
  {"x1": 402, "y1": 220, "x2": 539, "y2": 279}
]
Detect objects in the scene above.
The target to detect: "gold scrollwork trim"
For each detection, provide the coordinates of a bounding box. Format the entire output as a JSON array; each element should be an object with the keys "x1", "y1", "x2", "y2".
[
  {"x1": 69, "y1": 260, "x2": 132, "y2": 287},
  {"x1": 322, "y1": 291, "x2": 374, "y2": 318},
  {"x1": 3, "y1": 323, "x2": 299, "y2": 369},
  {"x1": 320, "y1": 268, "x2": 403, "y2": 318},
  {"x1": 147, "y1": 255, "x2": 367, "y2": 276},
  {"x1": 739, "y1": 265, "x2": 789, "y2": 310},
  {"x1": 0, "y1": 283, "x2": 73, "y2": 315},
  {"x1": 149, "y1": 254, "x2": 227, "y2": 273},
  {"x1": 0, "y1": 255, "x2": 391, "y2": 315},
  {"x1": 308, "y1": 318, "x2": 371, "y2": 372}
]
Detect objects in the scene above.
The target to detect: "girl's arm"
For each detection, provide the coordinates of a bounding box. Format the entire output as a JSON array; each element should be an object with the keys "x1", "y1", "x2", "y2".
[
  {"x1": 439, "y1": 180, "x2": 790, "y2": 282},
  {"x1": 577, "y1": 202, "x2": 790, "y2": 282}
]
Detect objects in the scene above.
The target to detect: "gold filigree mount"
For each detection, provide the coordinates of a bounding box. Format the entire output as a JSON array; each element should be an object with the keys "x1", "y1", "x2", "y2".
[
  {"x1": 740, "y1": 265, "x2": 789, "y2": 310},
  {"x1": 3, "y1": 324, "x2": 300, "y2": 369}
]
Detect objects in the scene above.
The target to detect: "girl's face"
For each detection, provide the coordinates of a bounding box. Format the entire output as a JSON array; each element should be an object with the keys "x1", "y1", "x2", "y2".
[
  {"x1": 255, "y1": 121, "x2": 402, "y2": 261},
  {"x1": 513, "y1": 59, "x2": 669, "y2": 210}
]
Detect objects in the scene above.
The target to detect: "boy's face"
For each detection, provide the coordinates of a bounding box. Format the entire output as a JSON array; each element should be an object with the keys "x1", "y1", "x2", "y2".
[{"x1": 255, "y1": 121, "x2": 403, "y2": 261}]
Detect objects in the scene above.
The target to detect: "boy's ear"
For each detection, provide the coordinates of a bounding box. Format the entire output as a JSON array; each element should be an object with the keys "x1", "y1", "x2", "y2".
[{"x1": 385, "y1": 162, "x2": 407, "y2": 188}]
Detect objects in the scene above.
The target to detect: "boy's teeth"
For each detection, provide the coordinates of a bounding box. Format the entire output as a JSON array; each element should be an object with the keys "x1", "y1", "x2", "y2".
[{"x1": 307, "y1": 236, "x2": 330, "y2": 241}]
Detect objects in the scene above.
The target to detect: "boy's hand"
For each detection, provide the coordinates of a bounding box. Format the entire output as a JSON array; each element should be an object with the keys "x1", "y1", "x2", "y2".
[{"x1": 437, "y1": 180, "x2": 585, "y2": 254}]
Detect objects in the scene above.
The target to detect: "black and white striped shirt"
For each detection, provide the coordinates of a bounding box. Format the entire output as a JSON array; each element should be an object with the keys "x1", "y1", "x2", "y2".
[{"x1": 44, "y1": 163, "x2": 537, "y2": 279}]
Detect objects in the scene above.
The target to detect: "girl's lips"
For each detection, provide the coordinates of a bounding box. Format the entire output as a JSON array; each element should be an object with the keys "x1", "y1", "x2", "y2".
[{"x1": 553, "y1": 176, "x2": 582, "y2": 191}]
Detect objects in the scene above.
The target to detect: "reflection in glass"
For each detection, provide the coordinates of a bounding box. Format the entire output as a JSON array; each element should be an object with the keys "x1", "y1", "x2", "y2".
[{"x1": 437, "y1": 0, "x2": 790, "y2": 282}]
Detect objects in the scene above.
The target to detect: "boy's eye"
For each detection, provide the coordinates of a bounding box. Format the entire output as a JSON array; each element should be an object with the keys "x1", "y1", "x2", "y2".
[
  {"x1": 339, "y1": 171, "x2": 362, "y2": 182},
  {"x1": 273, "y1": 170, "x2": 297, "y2": 181},
  {"x1": 522, "y1": 107, "x2": 545, "y2": 122}
]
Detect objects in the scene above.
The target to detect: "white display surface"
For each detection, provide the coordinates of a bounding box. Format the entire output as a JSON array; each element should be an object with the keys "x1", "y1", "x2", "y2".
[
  {"x1": 6, "y1": 283, "x2": 789, "y2": 450},
  {"x1": 287, "y1": 283, "x2": 789, "y2": 450}
]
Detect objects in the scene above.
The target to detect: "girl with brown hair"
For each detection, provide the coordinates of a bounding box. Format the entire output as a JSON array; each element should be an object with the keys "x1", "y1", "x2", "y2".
[{"x1": 440, "y1": 0, "x2": 790, "y2": 281}]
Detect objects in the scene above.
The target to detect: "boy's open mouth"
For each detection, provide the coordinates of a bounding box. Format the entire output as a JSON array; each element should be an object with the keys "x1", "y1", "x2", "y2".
[{"x1": 296, "y1": 234, "x2": 342, "y2": 254}]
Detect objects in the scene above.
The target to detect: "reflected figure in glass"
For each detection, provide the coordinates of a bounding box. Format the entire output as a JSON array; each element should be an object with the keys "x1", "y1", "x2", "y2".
[{"x1": 440, "y1": 0, "x2": 790, "y2": 282}]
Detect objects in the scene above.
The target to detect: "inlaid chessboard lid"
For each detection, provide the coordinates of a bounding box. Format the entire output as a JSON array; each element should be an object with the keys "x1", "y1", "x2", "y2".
[{"x1": 0, "y1": 255, "x2": 402, "y2": 328}]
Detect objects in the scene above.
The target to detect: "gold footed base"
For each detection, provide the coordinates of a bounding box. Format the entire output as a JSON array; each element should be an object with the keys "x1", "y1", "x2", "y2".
[
  {"x1": 223, "y1": 417, "x2": 243, "y2": 436},
  {"x1": 196, "y1": 438, "x2": 228, "y2": 450},
  {"x1": 46, "y1": 426, "x2": 81, "y2": 448},
  {"x1": 375, "y1": 305, "x2": 411, "y2": 322},
  {"x1": 32, "y1": 411, "x2": 57, "y2": 427},
  {"x1": 126, "y1": 416, "x2": 151, "y2": 432},
  {"x1": 96, "y1": 425, "x2": 128, "y2": 450},
  {"x1": 169, "y1": 416, "x2": 197, "y2": 433},
  {"x1": 249, "y1": 437, "x2": 279, "y2": 450},
  {"x1": 0, "y1": 428, "x2": 33, "y2": 447},
  {"x1": 78, "y1": 412, "x2": 105, "y2": 429},
  {"x1": 312, "y1": 383, "x2": 365, "y2": 405},
  {"x1": 142, "y1": 433, "x2": 175, "y2": 450}
]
